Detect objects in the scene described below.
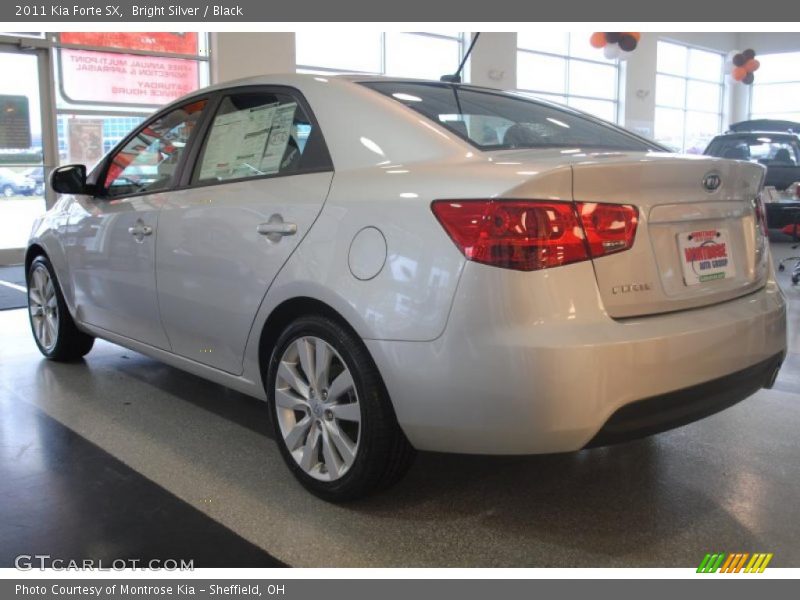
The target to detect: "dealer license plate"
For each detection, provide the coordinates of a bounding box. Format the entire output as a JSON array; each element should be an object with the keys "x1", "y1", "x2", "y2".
[{"x1": 677, "y1": 228, "x2": 735, "y2": 286}]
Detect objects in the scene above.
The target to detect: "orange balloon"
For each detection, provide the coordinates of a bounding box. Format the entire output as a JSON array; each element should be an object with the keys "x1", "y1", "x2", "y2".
[
  {"x1": 590, "y1": 32, "x2": 606, "y2": 48},
  {"x1": 628, "y1": 32, "x2": 642, "y2": 41},
  {"x1": 745, "y1": 58, "x2": 760, "y2": 72},
  {"x1": 732, "y1": 66, "x2": 747, "y2": 81}
]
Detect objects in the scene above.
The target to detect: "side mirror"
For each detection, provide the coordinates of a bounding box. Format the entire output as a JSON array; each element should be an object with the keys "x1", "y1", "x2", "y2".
[{"x1": 50, "y1": 164, "x2": 88, "y2": 195}]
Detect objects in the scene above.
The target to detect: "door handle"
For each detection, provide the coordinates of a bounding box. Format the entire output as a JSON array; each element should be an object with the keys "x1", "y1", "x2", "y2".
[
  {"x1": 128, "y1": 221, "x2": 153, "y2": 242},
  {"x1": 257, "y1": 215, "x2": 297, "y2": 242}
]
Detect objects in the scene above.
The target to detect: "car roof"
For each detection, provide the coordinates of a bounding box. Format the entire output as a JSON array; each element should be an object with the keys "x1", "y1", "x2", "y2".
[
  {"x1": 156, "y1": 72, "x2": 610, "y2": 131},
  {"x1": 713, "y1": 131, "x2": 799, "y2": 140}
]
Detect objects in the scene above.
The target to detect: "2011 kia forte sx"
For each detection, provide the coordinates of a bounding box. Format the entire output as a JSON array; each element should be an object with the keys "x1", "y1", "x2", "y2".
[{"x1": 26, "y1": 75, "x2": 787, "y2": 501}]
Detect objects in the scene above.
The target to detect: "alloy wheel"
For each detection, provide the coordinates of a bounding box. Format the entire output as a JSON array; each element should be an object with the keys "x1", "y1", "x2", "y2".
[
  {"x1": 275, "y1": 336, "x2": 361, "y2": 482},
  {"x1": 28, "y1": 265, "x2": 59, "y2": 352}
]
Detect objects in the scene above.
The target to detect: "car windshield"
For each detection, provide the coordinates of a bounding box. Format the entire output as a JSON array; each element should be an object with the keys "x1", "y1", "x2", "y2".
[
  {"x1": 706, "y1": 135, "x2": 800, "y2": 166},
  {"x1": 360, "y1": 81, "x2": 657, "y2": 152}
]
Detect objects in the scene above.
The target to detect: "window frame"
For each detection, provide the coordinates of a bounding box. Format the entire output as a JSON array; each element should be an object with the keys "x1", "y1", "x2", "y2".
[
  {"x1": 92, "y1": 94, "x2": 214, "y2": 199},
  {"x1": 359, "y1": 80, "x2": 663, "y2": 153},
  {"x1": 91, "y1": 85, "x2": 334, "y2": 199},
  {"x1": 515, "y1": 33, "x2": 622, "y2": 123},
  {"x1": 296, "y1": 32, "x2": 467, "y2": 79},
  {"x1": 654, "y1": 39, "x2": 726, "y2": 152},
  {"x1": 186, "y1": 85, "x2": 335, "y2": 189},
  {"x1": 55, "y1": 33, "x2": 210, "y2": 110},
  {"x1": 748, "y1": 51, "x2": 800, "y2": 122}
]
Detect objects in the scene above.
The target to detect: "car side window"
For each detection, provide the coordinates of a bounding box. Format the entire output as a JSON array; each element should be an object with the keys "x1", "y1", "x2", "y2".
[
  {"x1": 193, "y1": 90, "x2": 330, "y2": 185},
  {"x1": 103, "y1": 100, "x2": 207, "y2": 197}
]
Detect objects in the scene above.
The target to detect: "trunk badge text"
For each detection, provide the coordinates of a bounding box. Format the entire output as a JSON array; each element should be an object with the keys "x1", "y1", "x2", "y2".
[
  {"x1": 703, "y1": 172, "x2": 722, "y2": 192},
  {"x1": 612, "y1": 282, "x2": 653, "y2": 295}
]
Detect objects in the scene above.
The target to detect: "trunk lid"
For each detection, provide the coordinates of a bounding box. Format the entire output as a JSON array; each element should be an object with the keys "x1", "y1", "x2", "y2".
[{"x1": 570, "y1": 152, "x2": 769, "y2": 318}]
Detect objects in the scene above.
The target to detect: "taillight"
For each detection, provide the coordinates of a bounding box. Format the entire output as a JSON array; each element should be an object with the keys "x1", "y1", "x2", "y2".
[
  {"x1": 754, "y1": 195, "x2": 768, "y2": 236},
  {"x1": 431, "y1": 199, "x2": 638, "y2": 272},
  {"x1": 576, "y1": 202, "x2": 639, "y2": 257}
]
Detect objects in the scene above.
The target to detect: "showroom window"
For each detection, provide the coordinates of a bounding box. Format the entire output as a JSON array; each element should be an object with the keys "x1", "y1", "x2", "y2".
[
  {"x1": 749, "y1": 52, "x2": 800, "y2": 122},
  {"x1": 295, "y1": 32, "x2": 467, "y2": 81},
  {"x1": 654, "y1": 40, "x2": 725, "y2": 153},
  {"x1": 515, "y1": 32, "x2": 621, "y2": 123},
  {"x1": 55, "y1": 32, "x2": 210, "y2": 165}
]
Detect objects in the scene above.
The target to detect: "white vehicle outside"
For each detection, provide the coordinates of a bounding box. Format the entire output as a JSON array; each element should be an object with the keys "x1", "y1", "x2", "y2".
[{"x1": 26, "y1": 75, "x2": 787, "y2": 500}]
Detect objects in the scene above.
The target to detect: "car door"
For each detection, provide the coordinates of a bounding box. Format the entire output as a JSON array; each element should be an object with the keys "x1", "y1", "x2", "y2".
[
  {"x1": 64, "y1": 99, "x2": 209, "y2": 348},
  {"x1": 155, "y1": 87, "x2": 334, "y2": 374}
]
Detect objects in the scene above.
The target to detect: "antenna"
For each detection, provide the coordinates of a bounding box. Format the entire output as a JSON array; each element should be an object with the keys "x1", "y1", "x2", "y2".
[{"x1": 440, "y1": 33, "x2": 481, "y2": 83}]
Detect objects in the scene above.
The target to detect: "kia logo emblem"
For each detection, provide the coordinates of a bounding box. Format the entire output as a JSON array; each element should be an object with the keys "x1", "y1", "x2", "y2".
[{"x1": 703, "y1": 173, "x2": 721, "y2": 192}]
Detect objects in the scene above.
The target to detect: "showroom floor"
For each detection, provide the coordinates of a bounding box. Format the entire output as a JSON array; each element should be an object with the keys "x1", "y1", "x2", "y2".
[{"x1": 1, "y1": 243, "x2": 799, "y2": 568}]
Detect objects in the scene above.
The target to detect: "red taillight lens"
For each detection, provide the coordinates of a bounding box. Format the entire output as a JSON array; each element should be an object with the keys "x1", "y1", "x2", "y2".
[
  {"x1": 576, "y1": 202, "x2": 639, "y2": 257},
  {"x1": 431, "y1": 199, "x2": 638, "y2": 272}
]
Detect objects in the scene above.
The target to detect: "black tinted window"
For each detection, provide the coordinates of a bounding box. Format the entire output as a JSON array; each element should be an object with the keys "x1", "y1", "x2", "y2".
[
  {"x1": 706, "y1": 136, "x2": 800, "y2": 165},
  {"x1": 361, "y1": 81, "x2": 656, "y2": 152},
  {"x1": 193, "y1": 90, "x2": 331, "y2": 184}
]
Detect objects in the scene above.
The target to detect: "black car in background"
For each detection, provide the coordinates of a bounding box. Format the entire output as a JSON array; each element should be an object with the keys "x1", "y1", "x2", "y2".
[{"x1": 705, "y1": 120, "x2": 800, "y2": 232}]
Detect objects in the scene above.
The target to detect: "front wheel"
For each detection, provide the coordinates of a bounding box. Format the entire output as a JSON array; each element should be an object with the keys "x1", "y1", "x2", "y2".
[
  {"x1": 27, "y1": 255, "x2": 95, "y2": 361},
  {"x1": 266, "y1": 315, "x2": 415, "y2": 501},
  {"x1": 2, "y1": 185, "x2": 13, "y2": 198}
]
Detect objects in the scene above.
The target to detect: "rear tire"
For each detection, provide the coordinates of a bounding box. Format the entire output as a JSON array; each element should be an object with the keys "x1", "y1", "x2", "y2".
[
  {"x1": 266, "y1": 315, "x2": 415, "y2": 502},
  {"x1": 27, "y1": 255, "x2": 94, "y2": 361}
]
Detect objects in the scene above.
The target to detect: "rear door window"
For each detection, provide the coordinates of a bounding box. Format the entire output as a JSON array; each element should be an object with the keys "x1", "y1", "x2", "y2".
[{"x1": 192, "y1": 90, "x2": 331, "y2": 185}]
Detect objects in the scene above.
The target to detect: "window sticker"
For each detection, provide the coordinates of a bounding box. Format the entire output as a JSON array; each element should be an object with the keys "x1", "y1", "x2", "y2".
[
  {"x1": 199, "y1": 102, "x2": 297, "y2": 182},
  {"x1": 260, "y1": 103, "x2": 297, "y2": 174}
]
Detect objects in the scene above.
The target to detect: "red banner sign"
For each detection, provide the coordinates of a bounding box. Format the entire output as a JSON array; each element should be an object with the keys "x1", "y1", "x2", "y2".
[{"x1": 60, "y1": 32, "x2": 199, "y2": 55}]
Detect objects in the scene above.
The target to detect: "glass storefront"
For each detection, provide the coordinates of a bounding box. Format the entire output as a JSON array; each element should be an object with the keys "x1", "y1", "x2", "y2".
[
  {"x1": 0, "y1": 32, "x2": 209, "y2": 264},
  {"x1": 0, "y1": 51, "x2": 45, "y2": 253}
]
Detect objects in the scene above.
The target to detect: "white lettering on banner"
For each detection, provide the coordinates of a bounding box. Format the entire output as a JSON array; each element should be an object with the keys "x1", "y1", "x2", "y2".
[{"x1": 61, "y1": 49, "x2": 198, "y2": 105}]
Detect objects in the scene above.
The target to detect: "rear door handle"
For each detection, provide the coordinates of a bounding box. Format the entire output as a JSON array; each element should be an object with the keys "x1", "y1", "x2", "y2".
[
  {"x1": 128, "y1": 221, "x2": 153, "y2": 241},
  {"x1": 257, "y1": 215, "x2": 297, "y2": 242}
]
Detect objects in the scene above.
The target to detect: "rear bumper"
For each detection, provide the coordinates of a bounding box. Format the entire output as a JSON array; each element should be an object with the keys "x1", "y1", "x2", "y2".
[
  {"x1": 366, "y1": 261, "x2": 787, "y2": 455},
  {"x1": 586, "y1": 352, "x2": 784, "y2": 448}
]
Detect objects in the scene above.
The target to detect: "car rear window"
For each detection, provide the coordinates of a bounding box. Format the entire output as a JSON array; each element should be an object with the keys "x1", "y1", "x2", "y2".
[
  {"x1": 360, "y1": 81, "x2": 657, "y2": 152},
  {"x1": 705, "y1": 135, "x2": 800, "y2": 166}
]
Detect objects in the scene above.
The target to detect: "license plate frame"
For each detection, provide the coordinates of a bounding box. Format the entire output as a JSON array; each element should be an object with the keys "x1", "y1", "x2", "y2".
[{"x1": 677, "y1": 228, "x2": 735, "y2": 286}]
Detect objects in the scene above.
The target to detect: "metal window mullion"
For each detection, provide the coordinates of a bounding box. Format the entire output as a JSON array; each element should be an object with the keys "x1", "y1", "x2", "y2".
[
  {"x1": 520, "y1": 88, "x2": 610, "y2": 102},
  {"x1": 654, "y1": 103, "x2": 720, "y2": 116},
  {"x1": 681, "y1": 50, "x2": 690, "y2": 151},
  {"x1": 55, "y1": 41, "x2": 207, "y2": 61},
  {"x1": 408, "y1": 32, "x2": 463, "y2": 42},
  {"x1": 517, "y1": 46, "x2": 615, "y2": 69},
  {"x1": 39, "y1": 46, "x2": 59, "y2": 207},
  {"x1": 55, "y1": 108, "x2": 152, "y2": 118},
  {"x1": 380, "y1": 32, "x2": 387, "y2": 75},
  {"x1": 296, "y1": 65, "x2": 380, "y2": 76}
]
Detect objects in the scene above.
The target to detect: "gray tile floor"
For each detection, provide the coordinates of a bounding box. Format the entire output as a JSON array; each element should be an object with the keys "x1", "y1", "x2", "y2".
[{"x1": 1, "y1": 244, "x2": 798, "y2": 567}]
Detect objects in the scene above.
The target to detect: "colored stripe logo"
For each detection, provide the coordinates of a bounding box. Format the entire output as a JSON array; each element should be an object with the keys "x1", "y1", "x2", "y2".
[{"x1": 697, "y1": 552, "x2": 773, "y2": 573}]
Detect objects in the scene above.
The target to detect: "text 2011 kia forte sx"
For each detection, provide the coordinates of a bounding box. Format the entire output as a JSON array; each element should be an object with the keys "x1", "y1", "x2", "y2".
[{"x1": 26, "y1": 75, "x2": 787, "y2": 500}]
